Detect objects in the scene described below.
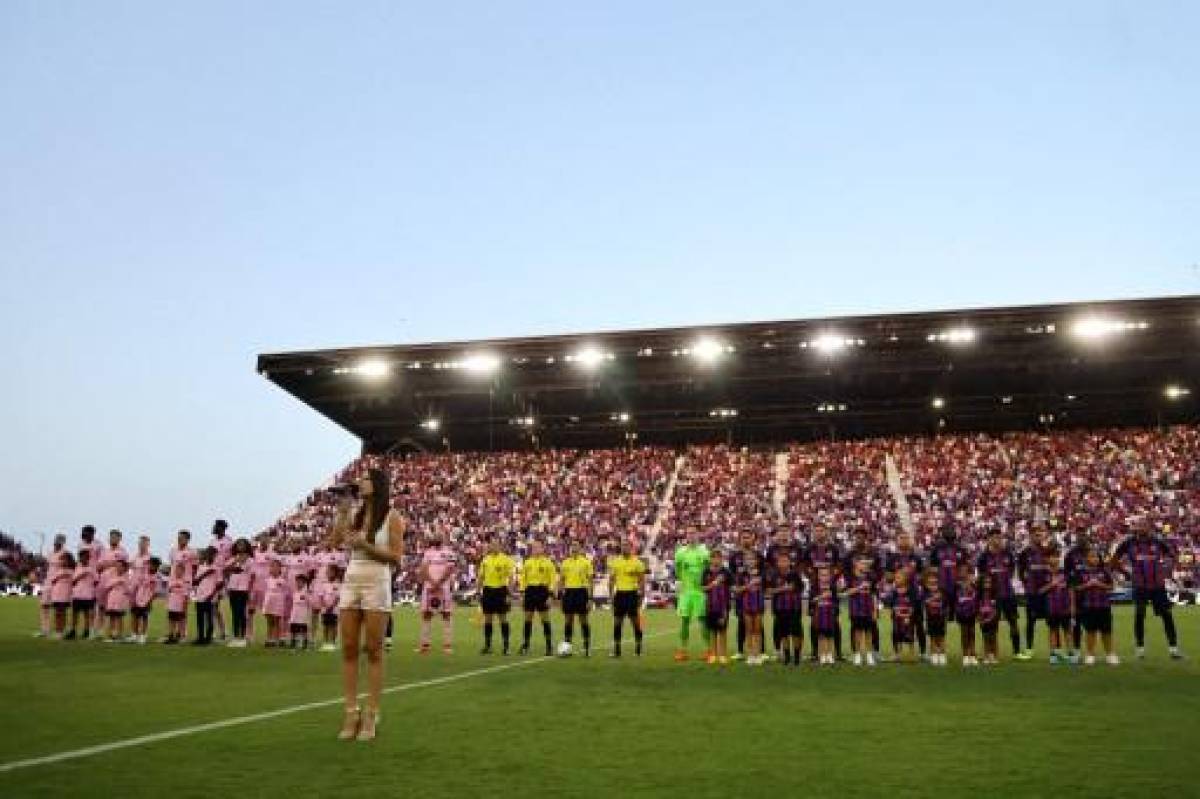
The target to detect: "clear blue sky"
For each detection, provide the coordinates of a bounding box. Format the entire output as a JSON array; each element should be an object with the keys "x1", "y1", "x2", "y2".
[{"x1": 2, "y1": 2, "x2": 1197, "y2": 555}]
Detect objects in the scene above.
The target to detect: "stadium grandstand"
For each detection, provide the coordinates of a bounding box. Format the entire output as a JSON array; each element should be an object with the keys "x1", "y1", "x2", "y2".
[{"x1": 257, "y1": 295, "x2": 1199, "y2": 581}]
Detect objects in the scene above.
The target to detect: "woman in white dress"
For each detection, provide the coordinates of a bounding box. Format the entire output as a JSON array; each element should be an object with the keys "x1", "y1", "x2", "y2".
[{"x1": 329, "y1": 468, "x2": 406, "y2": 741}]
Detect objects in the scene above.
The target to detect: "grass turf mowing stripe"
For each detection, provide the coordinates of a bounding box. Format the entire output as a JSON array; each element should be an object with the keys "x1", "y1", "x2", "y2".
[{"x1": 0, "y1": 628, "x2": 673, "y2": 773}]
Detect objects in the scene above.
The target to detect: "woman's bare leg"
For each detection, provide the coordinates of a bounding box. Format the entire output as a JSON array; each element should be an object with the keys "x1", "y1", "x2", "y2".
[{"x1": 340, "y1": 610, "x2": 363, "y2": 711}]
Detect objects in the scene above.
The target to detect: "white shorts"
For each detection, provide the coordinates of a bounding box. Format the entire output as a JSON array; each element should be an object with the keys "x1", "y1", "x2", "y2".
[{"x1": 339, "y1": 563, "x2": 392, "y2": 613}]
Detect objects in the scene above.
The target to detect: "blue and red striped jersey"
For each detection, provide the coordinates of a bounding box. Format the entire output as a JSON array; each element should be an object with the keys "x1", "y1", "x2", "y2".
[
  {"x1": 771, "y1": 571, "x2": 804, "y2": 613},
  {"x1": 703, "y1": 566, "x2": 732, "y2": 615},
  {"x1": 929, "y1": 542, "x2": 966, "y2": 592},
  {"x1": 846, "y1": 575, "x2": 876, "y2": 618},
  {"x1": 976, "y1": 549, "x2": 1016, "y2": 600},
  {"x1": 1018, "y1": 545, "x2": 1054, "y2": 594},
  {"x1": 1079, "y1": 566, "x2": 1113, "y2": 610},
  {"x1": 923, "y1": 586, "x2": 948, "y2": 621},
  {"x1": 1112, "y1": 535, "x2": 1174, "y2": 590},
  {"x1": 1045, "y1": 569, "x2": 1071, "y2": 617}
]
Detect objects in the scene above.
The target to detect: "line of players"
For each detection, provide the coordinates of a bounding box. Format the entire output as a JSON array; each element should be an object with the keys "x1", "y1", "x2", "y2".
[{"x1": 669, "y1": 521, "x2": 1185, "y2": 667}]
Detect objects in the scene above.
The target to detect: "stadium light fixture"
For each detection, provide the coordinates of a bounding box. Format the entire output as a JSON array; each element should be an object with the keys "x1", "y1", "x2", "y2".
[
  {"x1": 566, "y1": 346, "x2": 614, "y2": 369},
  {"x1": 1070, "y1": 317, "x2": 1148, "y2": 340},
  {"x1": 708, "y1": 407, "x2": 738, "y2": 418},
  {"x1": 931, "y1": 397, "x2": 946, "y2": 410},
  {"x1": 420, "y1": 418, "x2": 440, "y2": 432},
  {"x1": 689, "y1": 337, "x2": 729, "y2": 363},
  {"x1": 802, "y1": 333, "x2": 865, "y2": 355},
  {"x1": 355, "y1": 357, "x2": 391, "y2": 379},
  {"x1": 611, "y1": 412, "x2": 632, "y2": 424},
  {"x1": 461, "y1": 353, "x2": 501, "y2": 375},
  {"x1": 926, "y1": 327, "x2": 976, "y2": 344},
  {"x1": 1164, "y1": 385, "x2": 1191, "y2": 400}
]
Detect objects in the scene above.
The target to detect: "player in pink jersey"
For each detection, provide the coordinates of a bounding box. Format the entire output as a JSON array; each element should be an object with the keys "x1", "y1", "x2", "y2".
[
  {"x1": 131, "y1": 556, "x2": 162, "y2": 644},
  {"x1": 289, "y1": 574, "x2": 313, "y2": 649},
  {"x1": 319, "y1": 564, "x2": 342, "y2": 651},
  {"x1": 165, "y1": 562, "x2": 189, "y2": 644},
  {"x1": 67, "y1": 548, "x2": 98, "y2": 640},
  {"x1": 50, "y1": 548, "x2": 75, "y2": 638},
  {"x1": 210, "y1": 520, "x2": 234, "y2": 642},
  {"x1": 103, "y1": 560, "x2": 132, "y2": 642},
  {"x1": 262, "y1": 558, "x2": 290, "y2": 647},
  {"x1": 96, "y1": 529, "x2": 129, "y2": 623},
  {"x1": 36, "y1": 534, "x2": 68, "y2": 638},
  {"x1": 224, "y1": 538, "x2": 255, "y2": 648},
  {"x1": 78, "y1": 525, "x2": 104, "y2": 633},
  {"x1": 247, "y1": 538, "x2": 274, "y2": 644},
  {"x1": 130, "y1": 535, "x2": 152, "y2": 580},
  {"x1": 167, "y1": 530, "x2": 197, "y2": 641},
  {"x1": 191, "y1": 546, "x2": 221, "y2": 646},
  {"x1": 417, "y1": 530, "x2": 457, "y2": 654}
]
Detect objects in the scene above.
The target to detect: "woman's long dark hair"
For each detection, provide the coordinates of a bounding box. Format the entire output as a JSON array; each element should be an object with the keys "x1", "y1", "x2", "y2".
[{"x1": 353, "y1": 468, "x2": 391, "y2": 543}]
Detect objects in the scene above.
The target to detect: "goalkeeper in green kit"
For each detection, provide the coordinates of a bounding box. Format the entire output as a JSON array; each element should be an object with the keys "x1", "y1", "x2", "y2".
[{"x1": 673, "y1": 526, "x2": 710, "y2": 661}]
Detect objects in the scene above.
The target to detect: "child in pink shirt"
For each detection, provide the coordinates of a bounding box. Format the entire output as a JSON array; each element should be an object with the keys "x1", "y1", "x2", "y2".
[
  {"x1": 262, "y1": 559, "x2": 289, "y2": 648},
  {"x1": 131, "y1": 556, "x2": 161, "y2": 644},
  {"x1": 166, "y1": 563, "x2": 189, "y2": 644},
  {"x1": 104, "y1": 560, "x2": 132, "y2": 642},
  {"x1": 319, "y1": 565, "x2": 342, "y2": 652},
  {"x1": 289, "y1": 574, "x2": 313, "y2": 650},
  {"x1": 224, "y1": 538, "x2": 255, "y2": 648},
  {"x1": 67, "y1": 548, "x2": 97, "y2": 640},
  {"x1": 191, "y1": 546, "x2": 220, "y2": 646},
  {"x1": 50, "y1": 550, "x2": 75, "y2": 638}
]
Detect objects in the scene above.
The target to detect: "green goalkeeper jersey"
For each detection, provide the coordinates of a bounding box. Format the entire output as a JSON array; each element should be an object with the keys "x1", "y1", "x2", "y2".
[{"x1": 674, "y1": 544, "x2": 710, "y2": 594}]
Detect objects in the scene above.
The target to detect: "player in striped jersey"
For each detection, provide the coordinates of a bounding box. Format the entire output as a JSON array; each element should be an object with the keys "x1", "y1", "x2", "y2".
[
  {"x1": 1112, "y1": 522, "x2": 1183, "y2": 660},
  {"x1": 1079, "y1": 547, "x2": 1119, "y2": 666},
  {"x1": 976, "y1": 530, "x2": 1027, "y2": 660}
]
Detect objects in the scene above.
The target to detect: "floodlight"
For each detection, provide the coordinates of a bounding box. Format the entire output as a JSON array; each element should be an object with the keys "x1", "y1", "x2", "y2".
[
  {"x1": 461, "y1": 353, "x2": 501, "y2": 374},
  {"x1": 1165, "y1": 385, "x2": 1191, "y2": 400},
  {"x1": 931, "y1": 397, "x2": 946, "y2": 409},
  {"x1": 356, "y1": 358, "x2": 390, "y2": 379},
  {"x1": 421, "y1": 418, "x2": 440, "y2": 432},
  {"x1": 570, "y1": 346, "x2": 611, "y2": 369},
  {"x1": 690, "y1": 337, "x2": 725, "y2": 363}
]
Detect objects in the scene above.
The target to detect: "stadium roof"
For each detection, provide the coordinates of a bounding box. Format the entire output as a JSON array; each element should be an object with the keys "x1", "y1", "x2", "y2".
[{"x1": 258, "y1": 295, "x2": 1199, "y2": 453}]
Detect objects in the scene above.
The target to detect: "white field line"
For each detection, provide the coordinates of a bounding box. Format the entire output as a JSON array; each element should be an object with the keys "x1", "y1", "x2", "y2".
[{"x1": 1, "y1": 630, "x2": 672, "y2": 774}]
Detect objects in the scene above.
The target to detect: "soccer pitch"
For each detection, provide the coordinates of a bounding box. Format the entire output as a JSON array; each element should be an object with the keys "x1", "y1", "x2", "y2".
[{"x1": 2, "y1": 599, "x2": 1197, "y2": 798}]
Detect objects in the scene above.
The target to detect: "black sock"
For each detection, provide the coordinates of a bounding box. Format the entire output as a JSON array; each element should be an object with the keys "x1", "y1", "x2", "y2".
[
  {"x1": 582, "y1": 622, "x2": 590, "y2": 649},
  {"x1": 484, "y1": 621, "x2": 493, "y2": 647},
  {"x1": 1010, "y1": 628, "x2": 1021, "y2": 655},
  {"x1": 835, "y1": 623, "x2": 844, "y2": 658},
  {"x1": 614, "y1": 619, "x2": 623, "y2": 646},
  {"x1": 1072, "y1": 621, "x2": 1082, "y2": 651},
  {"x1": 1026, "y1": 615, "x2": 1036, "y2": 650},
  {"x1": 501, "y1": 621, "x2": 510, "y2": 649},
  {"x1": 564, "y1": 619, "x2": 574, "y2": 643},
  {"x1": 1164, "y1": 612, "x2": 1179, "y2": 647},
  {"x1": 522, "y1": 620, "x2": 532, "y2": 647},
  {"x1": 633, "y1": 621, "x2": 643, "y2": 650},
  {"x1": 871, "y1": 621, "x2": 880, "y2": 652},
  {"x1": 542, "y1": 621, "x2": 552, "y2": 648}
]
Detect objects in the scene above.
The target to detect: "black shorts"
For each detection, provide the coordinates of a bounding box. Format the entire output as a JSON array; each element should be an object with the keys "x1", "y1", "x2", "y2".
[
  {"x1": 523, "y1": 586, "x2": 551, "y2": 613},
  {"x1": 705, "y1": 612, "x2": 728, "y2": 632},
  {"x1": 53, "y1": 601, "x2": 70, "y2": 611},
  {"x1": 997, "y1": 597, "x2": 1019, "y2": 619},
  {"x1": 850, "y1": 615, "x2": 874, "y2": 632},
  {"x1": 980, "y1": 618, "x2": 1000, "y2": 635},
  {"x1": 1046, "y1": 614, "x2": 1071, "y2": 632},
  {"x1": 72, "y1": 599, "x2": 95, "y2": 612},
  {"x1": 132, "y1": 606, "x2": 150, "y2": 620},
  {"x1": 1133, "y1": 588, "x2": 1172, "y2": 616},
  {"x1": 106, "y1": 610, "x2": 126, "y2": 619},
  {"x1": 562, "y1": 588, "x2": 589, "y2": 615},
  {"x1": 956, "y1": 614, "x2": 976, "y2": 629},
  {"x1": 927, "y1": 616, "x2": 947, "y2": 639},
  {"x1": 1026, "y1": 594, "x2": 1048, "y2": 620},
  {"x1": 1081, "y1": 607, "x2": 1113, "y2": 634},
  {"x1": 289, "y1": 622, "x2": 307, "y2": 634},
  {"x1": 774, "y1": 611, "x2": 802, "y2": 637},
  {"x1": 481, "y1": 586, "x2": 510, "y2": 615},
  {"x1": 613, "y1": 590, "x2": 640, "y2": 619},
  {"x1": 168, "y1": 611, "x2": 185, "y2": 622},
  {"x1": 321, "y1": 612, "x2": 338, "y2": 626}
]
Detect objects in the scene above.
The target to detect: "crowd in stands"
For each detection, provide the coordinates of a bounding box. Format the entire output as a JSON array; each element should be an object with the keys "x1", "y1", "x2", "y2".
[{"x1": 1, "y1": 531, "x2": 43, "y2": 582}]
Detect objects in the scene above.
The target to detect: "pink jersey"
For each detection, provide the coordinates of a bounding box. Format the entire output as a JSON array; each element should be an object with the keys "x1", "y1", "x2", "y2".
[
  {"x1": 50, "y1": 560, "x2": 74, "y2": 604},
  {"x1": 289, "y1": 587, "x2": 312, "y2": 626},
  {"x1": 167, "y1": 577, "x2": 189, "y2": 613},
  {"x1": 421, "y1": 546, "x2": 456, "y2": 586},
  {"x1": 170, "y1": 546, "x2": 197, "y2": 585},
  {"x1": 71, "y1": 564, "x2": 97, "y2": 601},
  {"x1": 134, "y1": 573, "x2": 158, "y2": 608},
  {"x1": 321, "y1": 583, "x2": 341, "y2": 614},
  {"x1": 97, "y1": 545, "x2": 129, "y2": 589},
  {"x1": 263, "y1": 576, "x2": 290, "y2": 617},
  {"x1": 130, "y1": 552, "x2": 153, "y2": 581},
  {"x1": 106, "y1": 578, "x2": 132, "y2": 612},
  {"x1": 226, "y1": 555, "x2": 254, "y2": 592},
  {"x1": 284, "y1": 553, "x2": 311, "y2": 584},
  {"x1": 192, "y1": 564, "x2": 220, "y2": 602},
  {"x1": 212, "y1": 535, "x2": 234, "y2": 569}
]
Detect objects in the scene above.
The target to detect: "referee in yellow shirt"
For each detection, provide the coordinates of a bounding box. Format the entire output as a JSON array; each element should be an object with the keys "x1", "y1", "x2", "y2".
[
  {"x1": 519, "y1": 539, "x2": 558, "y2": 656},
  {"x1": 559, "y1": 539, "x2": 594, "y2": 656},
  {"x1": 608, "y1": 537, "x2": 647, "y2": 657},
  {"x1": 478, "y1": 537, "x2": 516, "y2": 655}
]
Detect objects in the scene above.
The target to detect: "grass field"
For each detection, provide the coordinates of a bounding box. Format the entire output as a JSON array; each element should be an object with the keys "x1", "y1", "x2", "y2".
[{"x1": 2, "y1": 598, "x2": 1198, "y2": 798}]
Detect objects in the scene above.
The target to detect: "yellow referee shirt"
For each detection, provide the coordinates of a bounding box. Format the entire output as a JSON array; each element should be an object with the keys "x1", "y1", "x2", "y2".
[
  {"x1": 479, "y1": 553, "x2": 516, "y2": 588},
  {"x1": 608, "y1": 555, "x2": 646, "y2": 592},
  {"x1": 559, "y1": 555, "x2": 593, "y2": 590},
  {"x1": 519, "y1": 555, "x2": 558, "y2": 589}
]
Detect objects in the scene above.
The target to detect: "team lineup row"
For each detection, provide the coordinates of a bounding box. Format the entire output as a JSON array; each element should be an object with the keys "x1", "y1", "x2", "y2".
[{"x1": 31, "y1": 519, "x2": 1186, "y2": 668}]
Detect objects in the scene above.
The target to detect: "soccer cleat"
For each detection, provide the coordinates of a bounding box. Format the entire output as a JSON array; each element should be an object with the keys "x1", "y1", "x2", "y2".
[
  {"x1": 706, "y1": 653, "x2": 717, "y2": 665},
  {"x1": 415, "y1": 644, "x2": 431, "y2": 655},
  {"x1": 1106, "y1": 654, "x2": 1120, "y2": 666},
  {"x1": 479, "y1": 645, "x2": 492, "y2": 655},
  {"x1": 673, "y1": 650, "x2": 689, "y2": 662},
  {"x1": 609, "y1": 650, "x2": 621, "y2": 658},
  {"x1": 442, "y1": 645, "x2": 454, "y2": 656},
  {"x1": 719, "y1": 656, "x2": 729, "y2": 666},
  {"x1": 1014, "y1": 651, "x2": 1033, "y2": 661},
  {"x1": 1084, "y1": 655, "x2": 1096, "y2": 666},
  {"x1": 518, "y1": 644, "x2": 530, "y2": 656},
  {"x1": 730, "y1": 652, "x2": 744, "y2": 661},
  {"x1": 866, "y1": 652, "x2": 877, "y2": 667},
  {"x1": 1068, "y1": 652, "x2": 1081, "y2": 665},
  {"x1": 1170, "y1": 648, "x2": 1185, "y2": 660},
  {"x1": 1135, "y1": 647, "x2": 1146, "y2": 659},
  {"x1": 1049, "y1": 652, "x2": 1060, "y2": 665},
  {"x1": 852, "y1": 653, "x2": 863, "y2": 667}
]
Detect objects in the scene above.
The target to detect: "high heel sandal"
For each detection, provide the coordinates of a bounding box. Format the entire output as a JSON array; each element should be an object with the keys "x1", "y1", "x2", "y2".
[
  {"x1": 356, "y1": 708, "x2": 379, "y2": 742},
  {"x1": 337, "y1": 707, "x2": 361, "y2": 741}
]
